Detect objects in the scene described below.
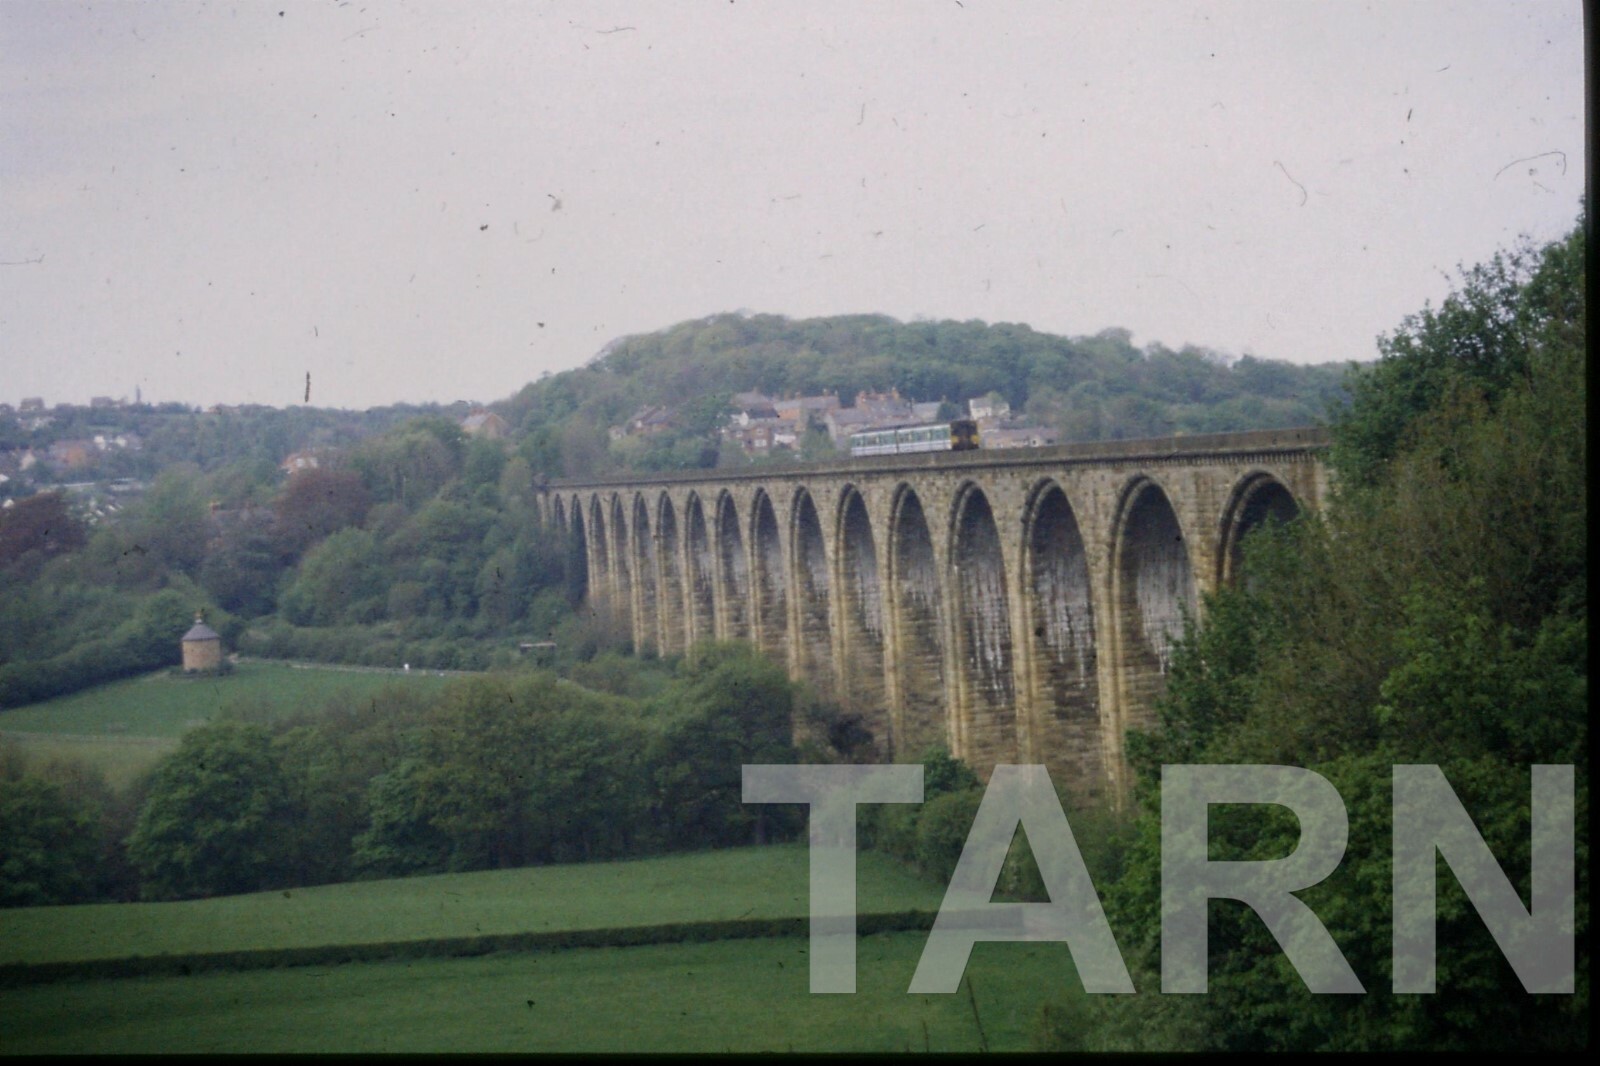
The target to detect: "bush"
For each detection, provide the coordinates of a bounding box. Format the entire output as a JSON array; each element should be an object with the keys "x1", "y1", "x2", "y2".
[{"x1": 913, "y1": 789, "x2": 984, "y2": 883}]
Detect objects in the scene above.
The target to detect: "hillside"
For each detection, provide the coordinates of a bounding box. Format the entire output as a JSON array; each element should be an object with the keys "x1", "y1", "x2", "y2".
[{"x1": 494, "y1": 313, "x2": 1349, "y2": 478}]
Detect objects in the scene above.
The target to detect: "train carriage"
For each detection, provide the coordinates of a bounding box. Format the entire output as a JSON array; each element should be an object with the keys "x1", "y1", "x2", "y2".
[{"x1": 849, "y1": 418, "x2": 979, "y2": 457}]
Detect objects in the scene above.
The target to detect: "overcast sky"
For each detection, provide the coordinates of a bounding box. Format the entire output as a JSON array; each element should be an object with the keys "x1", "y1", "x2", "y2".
[{"x1": 1, "y1": 1, "x2": 1585, "y2": 410}]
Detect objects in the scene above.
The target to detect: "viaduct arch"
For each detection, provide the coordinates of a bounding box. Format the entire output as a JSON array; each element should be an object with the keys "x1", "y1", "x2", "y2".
[{"x1": 541, "y1": 427, "x2": 1329, "y2": 804}]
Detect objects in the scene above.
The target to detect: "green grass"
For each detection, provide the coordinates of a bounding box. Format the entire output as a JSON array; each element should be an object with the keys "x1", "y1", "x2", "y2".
[
  {"x1": 0, "y1": 844, "x2": 946, "y2": 966},
  {"x1": 0, "y1": 933, "x2": 1081, "y2": 1053},
  {"x1": 0, "y1": 661, "x2": 451, "y2": 739},
  {"x1": 0, "y1": 732, "x2": 177, "y2": 790}
]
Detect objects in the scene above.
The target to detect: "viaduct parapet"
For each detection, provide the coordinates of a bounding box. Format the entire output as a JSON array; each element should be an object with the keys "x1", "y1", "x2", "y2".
[{"x1": 539, "y1": 426, "x2": 1330, "y2": 804}]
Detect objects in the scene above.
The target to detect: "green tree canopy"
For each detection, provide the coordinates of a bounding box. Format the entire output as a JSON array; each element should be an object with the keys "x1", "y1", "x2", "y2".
[{"x1": 127, "y1": 721, "x2": 296, "y2": 900}]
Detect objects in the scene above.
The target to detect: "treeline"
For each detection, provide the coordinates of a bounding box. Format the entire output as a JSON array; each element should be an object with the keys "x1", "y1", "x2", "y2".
[
  {"x1": 0, "y1": 645, "x2": 841, "y2": 905},
  {"x1": 0, "y1": 400, "x2": 470, "y2": 495},
  {"x1": 0, "y1": 416, "x2": 584, "y2": 707},
  {"x1": 498, "y1": 313, "x2": 1348, "y2": 477},
  {"x1": 2, "y1": 309, "x2": 1350, "y2": 708},
  {"x1": 1039, "y1": 216, "x2": 1588, "y2": 1050}
]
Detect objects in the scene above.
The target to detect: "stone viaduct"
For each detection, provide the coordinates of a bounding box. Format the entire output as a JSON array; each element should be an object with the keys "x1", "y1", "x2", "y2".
[{"x1": 537, "y1": 427, "x2": 1330, "y2": 804}]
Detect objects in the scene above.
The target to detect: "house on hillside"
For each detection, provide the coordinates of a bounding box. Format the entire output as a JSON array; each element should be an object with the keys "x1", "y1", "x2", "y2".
[
  {"x1": 821, "y1": 389, "x2": 917, "y2": 445},
  {"x1": 772, "y1": 393, "x2": 841, "y2": 430},
  {"x1": 46, "y1": 439, "x2": 96, "y2": 470},
  {"x1": 461, "y1": 410, "x2": 509, "y2": 440},
  {"x1": 982, "y1": 426, "x2": 1060, "y2": 449},
  {"x1": 611, "y1": 404, "x2": 676, "y2": 440},
  {"x1": 853, "y1": 389, "x2": 915, "y2": 422},
  {"x1": 280, "y1": 450, "x2": 321, "y2": 474},
  {"x1": 92, "y1": 432, "x2": 141, "y2": 452},
  {"x1": 968, "y1": 395, "x2": 1012, "y2": 423},
  {"x1": 729, "y1": 398, "x2": 780, "y2": 428}
]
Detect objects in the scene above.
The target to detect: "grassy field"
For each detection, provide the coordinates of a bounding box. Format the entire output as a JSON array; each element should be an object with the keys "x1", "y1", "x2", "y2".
[
  {"x1": 0, "y1": 661, "x2": 452, "y2": 787},
  {"x1": 0, "y1": 660, "x2": 451, "y2": 738},
  {"x1": 0, "y1": 843, "x2": 945, "y2": 966},
  {"x1": 0, "y1": 932, "x2": 1080, "y2": 1053},
  {"x1": 0, "y1": 845, "x2": 1076, "y2": 1053}
]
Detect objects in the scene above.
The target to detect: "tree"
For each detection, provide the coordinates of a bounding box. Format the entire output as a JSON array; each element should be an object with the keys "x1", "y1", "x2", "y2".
[
  {"x1": 271, "y1": 467, "x2": 371, "y2": 559},
  {"x1": 1072, "y1": 213, "x2": 1589, "y2": 1051},
  {"x1": 650, "y1": 644, "x2": 802, "y2": 848},
  {"x1": 0, "y1": 775, "x2": 103, "y2": 906},
  {"x1": 352, "y1": 675, "x2": 649, "y2": 875},
  {"x1": 279, "y1": 528, "x2": 387, "y2": 625},
  {"x1": 0, "y1": 492, "x2": 86, "y2": 574},
  {"x1": 200, "y1": 524, "x2": 280, "y2": 616},
  {"x1": 126, "y1": 721, "x2": 295, "y2": 900},
  {"x1": 1330, "y1": 215, "x2": 1585, "y2": 489},
  {"x1": 125, "y1": 468, "x2": 210, "y2": 577}
]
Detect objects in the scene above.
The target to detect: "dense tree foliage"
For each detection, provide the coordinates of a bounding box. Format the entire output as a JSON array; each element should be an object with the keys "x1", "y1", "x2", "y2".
[
  {"x1": 649, "y1": 644, "x2": 804, "y2": 848},
  {"x1": 352, "y1": 675, "x2": 651, "y2": 874},
  {"x1": 41, "y1": 646, "x2": 833, "y2": 902},
  {"x1": 1053, "y1": 213, "x2": 1587, "y2": 1051},
  {"x1": 126, "y1": 720, "x2": 297, "y2": 900},
  {"x1": 0, "y1": 491, "x2": 85, "y2": 576},
  {"x1": 0, "y1": 774, "x2": 104, "y2": 906},
  {"x1": 1, "y1": 306, "x2": 1347, "y2": 708},
  {"x1": 498, "y1": 314, "x2": 1346, "y2": 477}
]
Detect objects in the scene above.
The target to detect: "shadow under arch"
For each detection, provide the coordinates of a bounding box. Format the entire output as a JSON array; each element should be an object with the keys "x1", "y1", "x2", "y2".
[
  {"x1": 714, "y1": 490, "x2": 749, "y2": 640},
  {"x1": 609, "y1": 494, "x2": 634, "y2": 648},
  {"x1": 1108, "y1": 476, "x2": 1196, "y2": 759},
  {"x1": 835, "y1": 483, "x2": 888, "y2": 751},
  {"x1": 748, "y1": 488, "x2": 788, "y2": 661},
  {"x1": 655, "y1": 492, "x2": 684, "y2": 656},
  {"x1": 630, "y1": 493, "x2": 657, "y2": 655},
  {"x1": 1019, "y1": 477, "x2": 1105, "y2": 803},
  {"x1": 683, "y1": 492, "x2": 716, "y2": 651},
  {"x1": 887, "y1": 481, "x2": 949, "y2": 761},
  {"x1": 788, "y1": 486, "x2": 836, "y2": 701},
  {"x1": 948, "y1": 479, "x2": 1016, "y2": 769},
  {"x1": 1217, "y1": 471, "x2": 1303, "y2": 589}
]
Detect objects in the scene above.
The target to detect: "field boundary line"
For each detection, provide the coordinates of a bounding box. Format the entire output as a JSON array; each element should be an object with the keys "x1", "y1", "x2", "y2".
[
  {"x1": 0, "y1": 729, "x2": 175, "y2": 746},
  {"x1": 0, "y1": 910, "x2": 938, "y2": 987}
]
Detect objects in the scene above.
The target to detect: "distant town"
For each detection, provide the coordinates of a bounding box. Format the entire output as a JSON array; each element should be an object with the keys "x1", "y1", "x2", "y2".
[{"x1": 0, "y1": 385, "x2": 1059, "y2": 524}]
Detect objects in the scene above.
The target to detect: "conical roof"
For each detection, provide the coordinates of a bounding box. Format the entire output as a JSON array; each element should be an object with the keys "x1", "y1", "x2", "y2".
[{"x1": 182, "y1": 618, "x2": 220, "y2": 642}]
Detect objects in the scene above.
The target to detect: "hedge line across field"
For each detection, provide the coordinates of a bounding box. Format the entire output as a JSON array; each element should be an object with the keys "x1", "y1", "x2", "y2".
[{"x1": 0, "y1": 908, "x2": 940, "y2": 988}]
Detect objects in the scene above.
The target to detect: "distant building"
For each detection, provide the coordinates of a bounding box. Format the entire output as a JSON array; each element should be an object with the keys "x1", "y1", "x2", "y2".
[
  {"x1": 615, "y1": 404, "x2": 676, "y2": 439},
  {"x1": 772, "y1": 393, "x2": 841, "y2": 429},
  {"x1": 853, "y1": 389, "x2": 914, "y2": 422},
  {"x1": 982, "y1": 426, "x2": 1060, "y2": 449},
  {"x1": 729, "y1": 400, "x2": 780, "y2": 428},
  {"x1": 280, "y1": 450, "x2": 321, "y2": 474},
  {"x1": 90, "y1": 396, "x2": 119, "y2": 409},
  {"x1": 821, "y1": 390, "x2": 917, "y2": 445},
  {"x1": 461, "y1": 410, "x2": 509, "y2": 440},
  {"x1": 46, "y1": 439, "x2": 96, "y2": 469},
  {"x1": 725, "y1": 422, "x2": 799, "y2": 454},
  {"x1": 180, "y1": 614, "x2": 224, "y2": 672},
  {"x1": 822, "y1": 406, "x2": 876, "y2": 445},
  {"x1": 92, "y1": 432, "x2": 141, "y2": 452},
  {"x1": 968, "y1": 395, "x2": 1012, "y2": 422},
  {"x1": 19, "y1": 397, "x2": 44, "y2": 413}
]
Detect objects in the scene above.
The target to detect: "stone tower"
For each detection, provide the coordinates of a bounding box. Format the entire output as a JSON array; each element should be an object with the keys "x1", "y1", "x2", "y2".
[{"x1": 180, "y1": 613, "x2": 223, "y2": 672}]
